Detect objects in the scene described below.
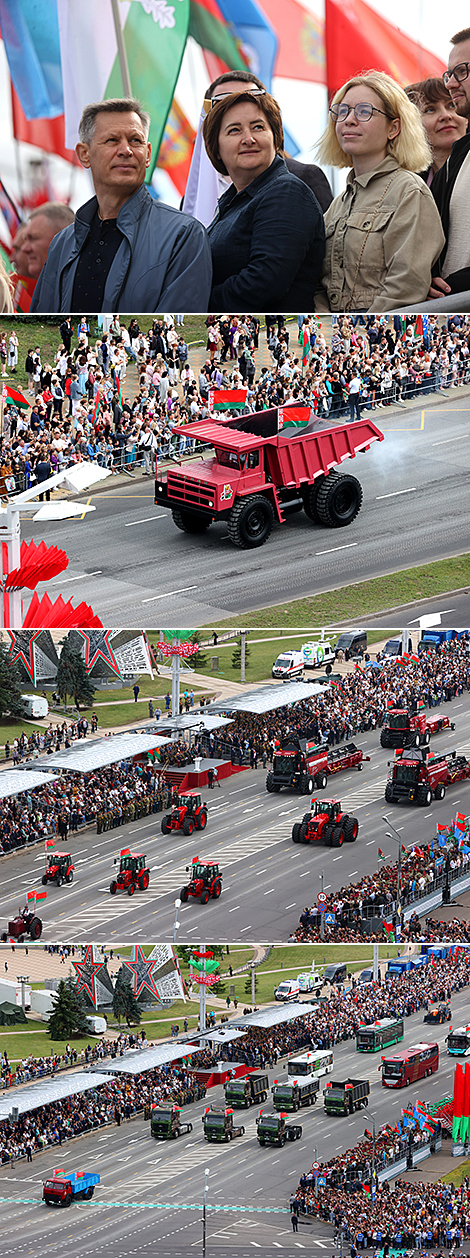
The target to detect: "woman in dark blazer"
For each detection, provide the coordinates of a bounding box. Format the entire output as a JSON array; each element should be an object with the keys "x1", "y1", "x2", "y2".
[{"x1": 203, "y1": 91, "x2": 325, "y2": 310}]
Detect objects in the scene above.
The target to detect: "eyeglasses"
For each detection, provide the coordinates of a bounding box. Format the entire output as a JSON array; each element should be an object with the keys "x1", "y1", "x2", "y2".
[
  {"x1": 204, "y1": 87, "x2": 267, "y2": 112},
  {"x1": 329, "y1": 102, "x2": 392, "y2": 122},
  {"x1": 443, "y1": 62, "x2": 470, "y2": 86}
]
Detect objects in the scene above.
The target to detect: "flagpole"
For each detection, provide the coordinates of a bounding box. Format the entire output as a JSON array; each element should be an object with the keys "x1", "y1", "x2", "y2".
[{"x1": 110, "y1": 0, "x2": 132, "y2": 97}]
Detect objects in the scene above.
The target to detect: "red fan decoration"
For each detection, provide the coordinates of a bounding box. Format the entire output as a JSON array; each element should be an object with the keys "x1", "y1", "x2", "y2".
[
  {"x1": 2, "y1": 539, "x2": 69, "y2": 591},
  {"x1": 23, "y1": 592, "x2": 102, "y2": 628}
]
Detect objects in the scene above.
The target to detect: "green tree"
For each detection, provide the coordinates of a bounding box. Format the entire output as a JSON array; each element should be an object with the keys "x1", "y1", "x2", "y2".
[
  {"x1": 48, "y1": 977, "x2": 90, "y2": 1039},
  {"x1": 0, "y1": 640, "x2": 29, "y2": 718},
  {"x1": 231, "y1": 636, "x2": 251, "y2": 672},
  {"x1": 56, "y1": 639, "x2": 96, "y2": 711},
  {"x1": 113, "y1": 970, "x2": 142, "y2": 1028},
  {"x1": 189, "y1": 632, "x2": 207, "y2": 670},
  {"x1": 244, "y1": 969, "x2": 258, "y2": 999}
]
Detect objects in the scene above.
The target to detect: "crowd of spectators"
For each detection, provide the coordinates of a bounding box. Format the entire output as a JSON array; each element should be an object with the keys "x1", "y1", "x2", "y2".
[{"x1": 1, "y1": 312, "x2": 470, "y2": 502}]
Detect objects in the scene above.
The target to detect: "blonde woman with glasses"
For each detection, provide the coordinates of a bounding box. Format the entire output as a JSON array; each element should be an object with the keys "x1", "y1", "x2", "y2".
[{"x1": 315, "y1": 70, "x2": 445, "y2": 312}]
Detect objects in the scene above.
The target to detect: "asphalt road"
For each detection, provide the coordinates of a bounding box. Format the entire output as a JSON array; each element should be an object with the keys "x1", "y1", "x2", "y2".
[
  {"x1": 0, "y1": 983, "x2": 468, "y2": 1256},
  {"x1": 2, "y1": 690, "x2": 470, "y2": 943},
  {"x1": 20, "y1": 405, "x2": 470, "y2": 627}
]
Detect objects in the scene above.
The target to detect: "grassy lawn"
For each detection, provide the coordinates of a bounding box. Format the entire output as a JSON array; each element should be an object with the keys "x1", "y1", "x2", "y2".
[
  {"x1": 203, "y1": 555, "x2": 470, "y2": 630},
  {"x1": 442, "y1": 1158, "x2": 470, "y2": 1186}
]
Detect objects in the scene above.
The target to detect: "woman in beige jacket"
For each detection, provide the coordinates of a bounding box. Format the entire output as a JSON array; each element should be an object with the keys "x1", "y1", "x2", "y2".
[{"x1": 315, "y1": 71, "x2": 445, "y2": 312}]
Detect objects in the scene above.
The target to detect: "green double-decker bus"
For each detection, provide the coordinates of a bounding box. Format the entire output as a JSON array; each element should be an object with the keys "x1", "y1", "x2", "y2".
[{"x1": 356, "y1": 1017, "x2": 404, "y2": 1052}]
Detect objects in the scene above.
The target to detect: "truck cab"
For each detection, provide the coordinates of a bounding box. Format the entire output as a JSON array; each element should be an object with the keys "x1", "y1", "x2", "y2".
[
  {"x1": 43, "y1": 1170, "x2": 100, "y2": 1206},
  {"x1": 202, "y1": 1106, "x2": 245, "y2": 1142},
  {"x1": 42, "y1": 851, "x2": 74, "y2": 887},
  {"x1": 151, "y1": 1104, "x2": 193, "y2": 1139},
  {"x1": 256, "y1": 1112, "x2": 302, "y2": 1146}
]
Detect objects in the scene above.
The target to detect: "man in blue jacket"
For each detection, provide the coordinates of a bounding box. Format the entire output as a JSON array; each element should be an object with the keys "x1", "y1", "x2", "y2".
[{"x1": 31, "y1": 97, "x2": 212, "y2": 314}]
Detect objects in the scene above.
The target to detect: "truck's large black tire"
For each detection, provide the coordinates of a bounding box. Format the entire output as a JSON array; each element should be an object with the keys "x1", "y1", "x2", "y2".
[
  {"x1": 161, "y1": 817, "x2": 171, "y2": 834},
  {"x1": 315, "y1": 472, "x2": 363, "y2": 528},
  {"x1": 315, "y1": 772, "x2": 328, "y2": 790},
  {"x1": 292, "y1": 823, "x2": 302, "y2": 843},
  {"x1": 331, "y1": 825, "x2": 344, "y2": 847},
  {"x1": 303, "y1": 474, "x2": 330, "y2": 521},
  {"x1": 172, "y1": 509, "x2": 211, "y2": 534},
  {"x1": 227, "y1": 496, "x2": 274, "y2": 549},
  {"x1": 300, "y1": 818, "x2": 309, "y2": 842},
  {"x1": 29, "y1": 916, "x2": 42, "y2": 940},
  {"x1": 266, "y1": 773, "x2": 280, "y2": 793},
  {"x1": 384, "y1": 783, "x2": 394, "y2": 803},
  {"x1": 418, "y1": 786, "x2": 433, "y2": 806},
  {"x1": 380, "y1": 730, "x2": 391, "y2": 748},
  {"x1": 301, "y1": 773, "x2": 315, "y2": 794}
]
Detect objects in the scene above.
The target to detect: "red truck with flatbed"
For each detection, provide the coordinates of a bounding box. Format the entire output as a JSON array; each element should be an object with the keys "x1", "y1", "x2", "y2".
[
  {"x1": 266, "y1": 737, "x2": 368, "y2": 795},
  {"x1": 385, "y1": 747, "x2": 470, "y2": 806},
  {"x1": 155, "y1": 408, "x2": 383, "y2": 549},
  {"x1": 43, "y1": 1169, "x2": 100, "y2": 1206},
  {"x1": 380, "y1": 707, "x2": 455, "y2": 749}
]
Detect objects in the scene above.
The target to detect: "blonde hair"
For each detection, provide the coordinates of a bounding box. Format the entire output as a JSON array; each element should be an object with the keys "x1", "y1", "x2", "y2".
[
  {"x1": 0, "y1": 259, "x2": 13, "y2": 314},
  {"x1": 316, "y1": 70, "x2": 432, "y2": 171}
]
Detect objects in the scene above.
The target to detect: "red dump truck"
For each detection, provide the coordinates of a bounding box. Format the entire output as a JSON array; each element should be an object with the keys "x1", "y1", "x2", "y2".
[
  {"x1": 155, "y1": 408, "x2": 383, "y2": 548},
  {"x1": 380, "y1": 708, "x2": 455, "y2": 749},
  {"x1": 385, "y1": 747, "x2": 470, "y2": 806},
  {"x1": 267, "y1": 737, "x2": 368, "y2": 795}
]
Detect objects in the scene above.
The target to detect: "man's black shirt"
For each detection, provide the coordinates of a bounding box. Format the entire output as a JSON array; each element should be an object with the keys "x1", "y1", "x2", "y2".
[{"x1": 71, "y1": 210, "x2": 123, "y2": 310}]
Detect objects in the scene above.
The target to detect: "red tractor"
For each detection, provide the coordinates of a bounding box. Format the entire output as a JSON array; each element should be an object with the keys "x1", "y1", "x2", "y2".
[
  {"x1": 180, "y1": 859, "x2": 222, "y2": 904},
  {"x1": 161, "y1": 792, "x2": 208, "y2": 837},
  {"x1": 1, "y1": 906, "x2": 43, "y2": 942},
  {"x1": 292, "y1": 798, "x2": 359, "y2": 848},
  {"x1": 110, "y1": 851, "x2": 150, "y2": 896},
  {"x1": 42, "y1": 852, "x2": 74, "y2": 887}
]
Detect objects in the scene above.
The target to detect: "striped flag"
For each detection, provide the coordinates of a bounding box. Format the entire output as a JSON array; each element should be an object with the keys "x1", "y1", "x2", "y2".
[
  {"x1": 45, "y1": 838, "x2": 55, "y2": 849},
  {"x1": 3, "y1": 383, "x2": 30, "y2": 409},
  {"x1": 378, "y1": 848, "x2": 386, "y2": 861}
]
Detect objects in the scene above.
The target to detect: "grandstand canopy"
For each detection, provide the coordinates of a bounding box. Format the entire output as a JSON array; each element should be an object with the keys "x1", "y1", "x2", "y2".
[
  {"x1": 0, "y1": 768, "x2": 57, "y2": 799},
  {"x1": 232, "y1": 1003, "x2": 315, "y2": 1029},
  {"x1": 0, "y1": 1071, "x2": 116, "y2": 1120},
  {"x1": 189, "y1": 1027, "x2": 247, "y2": 1046},
  {"x1": 206, "y1": 681, "x2": 323, "y2": 715},
  {"x1": 43, "y1": 732, "x2": 174, "y2": 772},
  {"x1": 139, "y1": 714, "x2": 233, "y2": 734},
  {"x1": 93, "y1": 1041, "x2": 198, "y2": 1075}
]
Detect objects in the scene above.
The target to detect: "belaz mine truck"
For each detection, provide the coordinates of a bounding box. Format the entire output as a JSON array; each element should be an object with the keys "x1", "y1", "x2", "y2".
[
  {"x1": 292, "y1": 798, "x2": 359, "y2": 847},
  {"x1": 43, "y1": 1169, "x2": 100, "y2": 1206},
  {"x1": 150, "y1": 1104, "x2": 193, "y2": 1139},
  {"x1": 224, "y1": 1072, "x2": 269, "y2": 1108},
  {"x1": 266, "y1": 737, "x2": 367, "y2": 795},
  {"x1": 385, "y1": 747, "x2": 470, "y2": 806},
  {"x1": 323, "y1": 1079, "x2": 370, "y2": 1115},
  {"x1": 256, "y1": 1112, "x2": 302, "y2": 1146},
  {"x1": 380, "y1": 707, "x2": 455, "y2": 749},
  {"x1": 202, "y1": 1106, "x2": 245, "y2": 1142},
  {"x1": 155, "y1": 408, "x2": 384, "y2": 549}
]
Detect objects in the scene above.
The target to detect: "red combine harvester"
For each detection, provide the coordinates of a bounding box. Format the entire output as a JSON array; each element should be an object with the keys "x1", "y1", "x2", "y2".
[
  {"x1": 267, "y1": 738, "x2": 368, "y2": 795},
  {"x1": 110, "y1": 851, "x2": 150, "y2": 895},
  {"x1": 161, "y1": 792, "x2": 208, "y2": 836},
  {"x1": 292, "y1": 798, "x2": 359, "y2": 847},
  {"x1": 155, "y1": 408, "x2": 383, "y2": 548},
  {"x1": 180, "y1": 858, "x2": 222, "y2": 904},
  {"x1": 380, "y1": 707, "x2": 455, "y2": 749},
  {"x1": 385, "y1": 747, "x2": 470, "y2": 806}
]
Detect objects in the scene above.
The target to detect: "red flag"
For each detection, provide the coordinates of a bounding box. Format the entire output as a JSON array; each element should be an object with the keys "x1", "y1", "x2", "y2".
[
  {"x1": 11, "y1": 85, "x2": 80, "y2": 167},
  {"x1": 268, "y1": 0, "x2": 326, "y2": 84},
  {"x1": 325, "y1": 0, "x2": 445, "y2": 99}
]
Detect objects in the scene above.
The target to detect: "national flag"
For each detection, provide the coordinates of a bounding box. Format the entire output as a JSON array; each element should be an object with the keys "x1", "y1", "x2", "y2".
[
  {"x1": 45, "y1": 838, "x2": 55, "y2": 848},
  {"x1": 3, "y1": 384, "x2": 30, "y2": 410},
  {"x1": 378, "y1": 848, "x2": 386, "y2": 861},
  {"x1": 456, "y1": 812, "x2": 466, "y2": 826},
  {"x1": 459, "y1": 843, "x2": 470, "y2": 855},
  {"x1": 209, "y1": 388, "x2": 247, "y2": 411},
  {"x1": 91, "y1": 392, "x2": 102, "y2": 426},
  {"x1": 120, "y1": 848, "x2": 131, "y2": 857},
  {"x1": 0, "y1": 0, "x2": 63, "y2": 119},
  {"x1": 324, "y1": 0, "x2": 446, "y2": 99},
  {"x1": 216, "y1": 0, "x2": 277, "y2": 88},
  {"x1": 0, "y1": 176, "x2": 22, "y2": 238},
  {"x1": 12, "y1": 274, "x2": 36, "y2": 315},
  {"x1": 157, "y1": 101, "x2": 195, "y2": 199},
  {"x1": 56, "y1": 0, "x2": 190, "y2": 174},
  {"x1": 278, "y1": 406, "x2": 312, "y2": 434},
  {"x1": 26, "y1": 889, "x2": 37, "y2": 901},
  {"x1": 362, "y1": 1185, "x2": 372, "y2": 1197},
  {"x1": 189, "y1": 0, "x2": 247, "y2": 71},
  {"x1": 299, "y1": 323, "x2": 310, "y2": 367},
  {"x1": 382, "y1": 921, "x2": 394, "y2": 939},
  {"x1": 329, "y1": 679, "x2": 345, "y2": 698}
]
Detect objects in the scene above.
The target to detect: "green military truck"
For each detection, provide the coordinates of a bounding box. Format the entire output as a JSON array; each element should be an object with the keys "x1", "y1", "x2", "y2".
[
  {"x1": 272, "y1": 1076, "x2": 320, "y2": 1112},
  {"x1": 256, "y1": 1112, "x2": 302, "y2": 1146},
  {"x1": 224, "y1": 1071, "x2": 269, "y2": 1108},
  {"x1": 202, "y1": 1106, "x2": 245, "y2": 1142},
  {"x1": 150, "y1": 1104, "x2": 193, "y2": 1139},
  {"x1": 324, "y1": 1078, "x2": 370, "y2": 1115}
]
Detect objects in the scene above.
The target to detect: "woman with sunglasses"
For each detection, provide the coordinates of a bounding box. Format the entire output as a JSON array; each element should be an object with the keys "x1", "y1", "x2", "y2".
[
  {"x1": 202, "y1": 90, "x2": 325, "y2": 309},
  {"x1": 315, "y1": 71, "x2": 445, "y2": 312}
]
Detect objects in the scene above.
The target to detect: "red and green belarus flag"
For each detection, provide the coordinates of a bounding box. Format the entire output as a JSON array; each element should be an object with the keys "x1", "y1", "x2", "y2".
[
  {"x1": 3, "y1": 384, "x2": 29, "y2": 409},
  {"x1": 277, "y1": 406, "x2": 311, "y2": 435},
  {"x1": 209, "y1": 388, "x2": 247, "y2": 411}
]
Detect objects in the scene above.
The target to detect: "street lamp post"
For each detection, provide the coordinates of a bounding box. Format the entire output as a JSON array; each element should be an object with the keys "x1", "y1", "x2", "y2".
[
  {"x1": 173, "y1": 898, "x2": 181, "y2": 944},
  {"x1": 320, "y1": 870, "x2": 325, "y2": 941},
  {"x1": 367, "y1": 1112, "x2": 377, "y2": 1201},
  {"x1": 17, "y1": 975, "x2": 29, "y2": 1014},
  {"x1": 382, "y1": 815, "x2": 404, "y2": 931},
  {"x1": 202, "y1": 1167, "x2": 209, "y2": 1257}
]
